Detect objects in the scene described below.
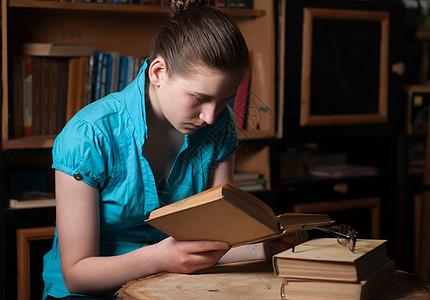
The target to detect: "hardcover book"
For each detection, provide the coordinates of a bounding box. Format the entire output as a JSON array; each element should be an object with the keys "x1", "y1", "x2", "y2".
[
  {"x1": 279, "y1": 259, "x2": 395, "y2": 300},
  {"x1": 22, "y1": 43, "x2": 95, "y2": 57},
  {"x1": 273, "y1": 238, "x2": 390, "y2": 282},
  {"x1": 22, "y1": 55, "x2": 33, "y2": 136},
  {"x1": 145, "y1": 182, "x2": 332, "y2": 247}
]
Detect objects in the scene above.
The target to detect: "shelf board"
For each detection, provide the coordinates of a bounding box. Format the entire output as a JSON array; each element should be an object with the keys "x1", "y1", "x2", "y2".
[
  {"x1": 238, "y1": 129, "x2": 274, "y2": 140},
  {"x1": 2, "y1": 130, "x2": 271, "y2": 150},
  {"x1": 2, "y1": 136, "x2": 55, "y2": 149},
  {"x1": 8, "y1": 0, "x2": 265, "y2": 18},
  {"x1": 416, "y1": 31, "x2": 430, "y2": 40}
]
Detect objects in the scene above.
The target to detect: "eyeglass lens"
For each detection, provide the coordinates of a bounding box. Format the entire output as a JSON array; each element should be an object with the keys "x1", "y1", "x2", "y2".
[{"x1": 336, "y1": 224, "x2": 358, "y2": 252}]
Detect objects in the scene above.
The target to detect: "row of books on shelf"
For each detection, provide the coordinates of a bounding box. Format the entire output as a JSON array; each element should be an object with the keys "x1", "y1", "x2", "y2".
[
  {"x1": 41, "y1": 0, "x2": 254, "y2": 8},
  {"x1": 12, "y1": 43, "x2": 145, "y2": 137},
  {"x1": 233, "y1": 171, "x2": 266, "y2": 191},
  {"x1": 12, "y1": 43, "x2": 253, "y2": 138}
]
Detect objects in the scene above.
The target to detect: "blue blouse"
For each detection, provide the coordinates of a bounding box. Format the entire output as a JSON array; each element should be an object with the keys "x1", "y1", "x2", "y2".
[{"x1": 42, "y1": 59, "x2": 238, "y2": 299}]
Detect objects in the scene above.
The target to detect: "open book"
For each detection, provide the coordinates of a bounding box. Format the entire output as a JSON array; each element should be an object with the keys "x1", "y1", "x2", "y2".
[{"x1": 145, "y1": 182, "x2": 333, "y2": 247}]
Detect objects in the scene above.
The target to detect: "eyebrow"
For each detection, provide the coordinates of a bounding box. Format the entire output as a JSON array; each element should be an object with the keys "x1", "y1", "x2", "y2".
[{"x1": 193, "y1": 92, "x2": 237, "y2": 101}]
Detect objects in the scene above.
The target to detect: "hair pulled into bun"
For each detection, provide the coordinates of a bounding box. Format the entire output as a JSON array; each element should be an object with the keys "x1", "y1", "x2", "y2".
[
  {"x1": 169, "y1": 0, "x2": 207, "y2": 17},
  {"x1": 152, "y1": 0, "x2": 249, "y2": 77}
]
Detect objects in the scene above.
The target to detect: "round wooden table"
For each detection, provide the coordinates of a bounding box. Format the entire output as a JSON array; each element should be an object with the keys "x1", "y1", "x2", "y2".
[{"x1": 116, "y1": 260, "x2": 430, "y2": 300}]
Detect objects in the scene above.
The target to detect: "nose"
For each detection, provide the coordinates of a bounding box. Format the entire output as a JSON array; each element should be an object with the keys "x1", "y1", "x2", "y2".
[{"x1": 199, "y1": 102, "x2": 217, "y2": 125}]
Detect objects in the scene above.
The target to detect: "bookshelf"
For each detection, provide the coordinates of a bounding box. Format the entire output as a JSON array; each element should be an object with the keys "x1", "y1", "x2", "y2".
[
  {"x1": 1, "y1": 1, "x2": 276, "y2": 298},
  {"x1": 1, "y1": 0, "x2": 274, "y2": 149}
]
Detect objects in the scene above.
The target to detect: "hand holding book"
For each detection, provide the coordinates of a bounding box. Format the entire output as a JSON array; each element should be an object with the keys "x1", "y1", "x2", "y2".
[{"x1": 145, "y1": 182, "x2": 333, "y2": 247}]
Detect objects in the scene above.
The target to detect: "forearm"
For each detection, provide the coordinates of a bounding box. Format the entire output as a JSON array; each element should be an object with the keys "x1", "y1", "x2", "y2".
[
  {"x1": 62, "y1": 243, "x2": 163, "y2": 295},
  {"x1": 63, "y1": 237, "x2": 229, "y2": 296}
]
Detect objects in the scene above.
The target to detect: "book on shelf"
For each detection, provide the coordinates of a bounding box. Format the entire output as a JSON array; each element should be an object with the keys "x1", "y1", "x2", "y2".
[
  {"x1": 229, "y1": 51, "x2": 252, "y2": 130},
  {"x1": 8, "y1": 192, "x2": 56, "y2": 209},
  {"x1": 306, "y1": 163, "x2": 379, "y2": 178},
  {"x1": 273, "y1": 238, "x2": 390, "y2": 282},
  {"x1": 145, "y1": 182, "x2": 333, "y2": 247},
  {"x1": 12, "y1": 56, "x2": 24, "y2": 138},
  {"x1": 23, "y1": 55, "x2": 33, "y2": 136},
  {"x1": 57, "y1": 58, "x2": 70, "y2": 131},
  {"x1": 107, "y1": 51, "x2": 121, "y2": 94},
  {"x1": 22, "y1": 43, "x2": 95, "y2": 57},
  {"x1": 233, "y1": 171, "x2": 261, "y2": 182},
  {"x1": 32, "y1": 56, "x2": 43, "y2": 135},
  {"x1": 48, "y1": 58, "x2": 60, "y2": 135},
  {"x1": 66, "y1": 56, "x2": 89, "y2": 122},
  {"x1": 279, "y1": 259, "x2": 396, "y2": 300},
  {"x1": 40, "y1": 57, "x2": 51, "y2": 135}
]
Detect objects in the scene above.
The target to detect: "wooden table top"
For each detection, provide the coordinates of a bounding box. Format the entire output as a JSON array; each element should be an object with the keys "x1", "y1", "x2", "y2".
[{"x1": 116, "y1": 260, "x2": 430, "y2": 300}]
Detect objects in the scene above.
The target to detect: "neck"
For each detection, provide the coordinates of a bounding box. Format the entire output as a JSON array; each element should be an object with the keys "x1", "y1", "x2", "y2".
[{"x1": 147, "y1": 83, "x2": 165, "y2": 121}]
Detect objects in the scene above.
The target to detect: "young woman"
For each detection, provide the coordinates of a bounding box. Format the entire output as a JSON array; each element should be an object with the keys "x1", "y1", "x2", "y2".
[{"x1": 43, "y1": 1, "x2": 295, "y2": 298}]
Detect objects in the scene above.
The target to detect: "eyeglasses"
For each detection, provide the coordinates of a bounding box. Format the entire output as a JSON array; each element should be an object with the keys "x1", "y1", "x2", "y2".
[{"x1": 292, "y1": 224, "x2": 358, "y2": 253}]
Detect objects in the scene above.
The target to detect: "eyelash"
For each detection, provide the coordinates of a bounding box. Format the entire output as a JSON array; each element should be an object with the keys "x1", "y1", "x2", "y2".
[{"x1": 195, "y1": 96, "x2": 208, "y2": 102}]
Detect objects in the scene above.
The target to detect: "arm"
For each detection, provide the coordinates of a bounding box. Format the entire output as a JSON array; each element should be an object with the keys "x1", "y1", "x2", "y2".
[{"x1": 55, "y1": 170, "x2": 229, "y2": 296}]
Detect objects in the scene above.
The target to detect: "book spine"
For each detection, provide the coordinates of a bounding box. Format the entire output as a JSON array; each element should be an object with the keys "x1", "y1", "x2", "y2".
[
  {"x1": 126, "y1": 56, "x2": 136, "y2": 85},
  {"x1": 23, "y1": 55, "x2": 34, "y2": 137},
  {"x1": 40, "y1": 57, "x2": 51, "y2": 135},
  {"x1": 75, "y1": 56, "x2": 89, "y2": 114},
  {"x1": 105, "y1": 53, "x2": 113, "y2": 96},
  {"x1": 66, "y1": 57, "x2": 80, "y2": 122},
  {"x1": 86, "y1": 55, "x2": 96, "y2": 105},
  {"x1": 57, "y1": 58, "x2": 69, "y2": 131},
  {"x1": 226, "y1": 0, "x2": 237, "y2": 8},
  {"x1": 214, "y1": 0, "x2": 227, "y2": 8},
  {"x1": 32, "y1": 56, "x2": 42, "y2": 136},
  {"x1": 119, "y1": 56, "x2": 128, "y2": 91},
  {"x1": 93, "y1": 52, "x2": 105, "y2": 101},
  {"x1": 12, "y1": 56, "x2": 24, "y2": 138},
  {"x1": 232, "y1": 51, "x2": 252, "y2": 130},
  {"x1": 99, "y1": 53, "x2": 109, "y2": 99},
  {"x1": 109, "y1": 52, "x2": 120, "y2": 93},
  {"x1": 48, "y1": 58, "x2": 60, "y2": 135}
]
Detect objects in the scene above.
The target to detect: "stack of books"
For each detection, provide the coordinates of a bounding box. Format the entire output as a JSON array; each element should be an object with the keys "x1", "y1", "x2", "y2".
[
  {"x1": 272, "y1": 238, "x2": 395, "y2": 299},
  {"x1": 233, "y1": 171, "x2": 266, "y2": 192}
]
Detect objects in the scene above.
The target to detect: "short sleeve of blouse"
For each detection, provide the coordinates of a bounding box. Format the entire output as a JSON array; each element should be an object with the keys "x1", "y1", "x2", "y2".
[
  {"x1": 212, "y1": 106, "x2": 238, "y2": 163},
  {"x1": 52, "y1": 118, "x2": 108, "y2": 188}
]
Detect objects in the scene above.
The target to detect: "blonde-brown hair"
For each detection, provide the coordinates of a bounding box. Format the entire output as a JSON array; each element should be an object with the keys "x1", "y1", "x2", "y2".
[{"x1": 151, "y1": 0, "x2": 250, "y2": 77}]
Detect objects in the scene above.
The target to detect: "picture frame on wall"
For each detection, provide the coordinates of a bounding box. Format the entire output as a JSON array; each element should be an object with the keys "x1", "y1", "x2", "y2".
[{"x1": 300, "y1": 8, "x2": 390, "y2": 126}]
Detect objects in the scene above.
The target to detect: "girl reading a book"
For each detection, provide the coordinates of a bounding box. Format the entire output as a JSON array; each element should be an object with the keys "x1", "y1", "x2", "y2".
[{"x1": 42, "y1": 1, "x2": 297, "y2": 299}]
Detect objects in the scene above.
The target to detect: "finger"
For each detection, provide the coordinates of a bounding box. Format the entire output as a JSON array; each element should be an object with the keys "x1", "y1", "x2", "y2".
[{"x1": 181, "y1": 240, "x2": 230, "y2": 253}]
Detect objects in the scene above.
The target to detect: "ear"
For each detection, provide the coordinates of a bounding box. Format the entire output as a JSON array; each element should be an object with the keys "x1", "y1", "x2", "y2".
[{"x1": 148, "y1": 57, "x2": 167, "y2": 87}]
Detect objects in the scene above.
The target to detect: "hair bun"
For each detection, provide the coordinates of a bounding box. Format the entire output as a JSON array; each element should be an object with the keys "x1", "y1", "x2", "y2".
[{"x1": 170, "y1": 0, "x2": 208, "y2": 17}]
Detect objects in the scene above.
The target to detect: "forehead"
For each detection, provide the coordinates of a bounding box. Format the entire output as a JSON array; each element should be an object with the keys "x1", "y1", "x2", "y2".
[{"x1": 168, "y1": 64, "x2": 244, "y2": 97}]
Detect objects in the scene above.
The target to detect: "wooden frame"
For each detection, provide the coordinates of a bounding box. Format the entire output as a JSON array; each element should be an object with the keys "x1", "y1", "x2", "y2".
[
  {"x1": 293, "y1": 197, "x2": 380, "y2": 238},
  {"x1": 404, "y1": 85, "x2": 430, "y2": 135},
  {"x1": 16, "y1": 226, "x2": 55, "y2": 300},
  {"x1": 300, "y1": 8, "x2": 390, "y2": 126}
]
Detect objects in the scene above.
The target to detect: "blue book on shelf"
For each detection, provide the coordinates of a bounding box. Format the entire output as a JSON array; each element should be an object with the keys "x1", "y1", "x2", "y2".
[
  {"x1": 126, "y1": 56, "x2": 136, "y2": 86},
  {"x1": 94, "y1": 52, "x2": 109, "y2": 101},
  {"x1": 105, "y1": 54, "x2": 113, "y2": 96},
  {"x1": 119, "y1": 56, "x2": 128, "y2": 92}
]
